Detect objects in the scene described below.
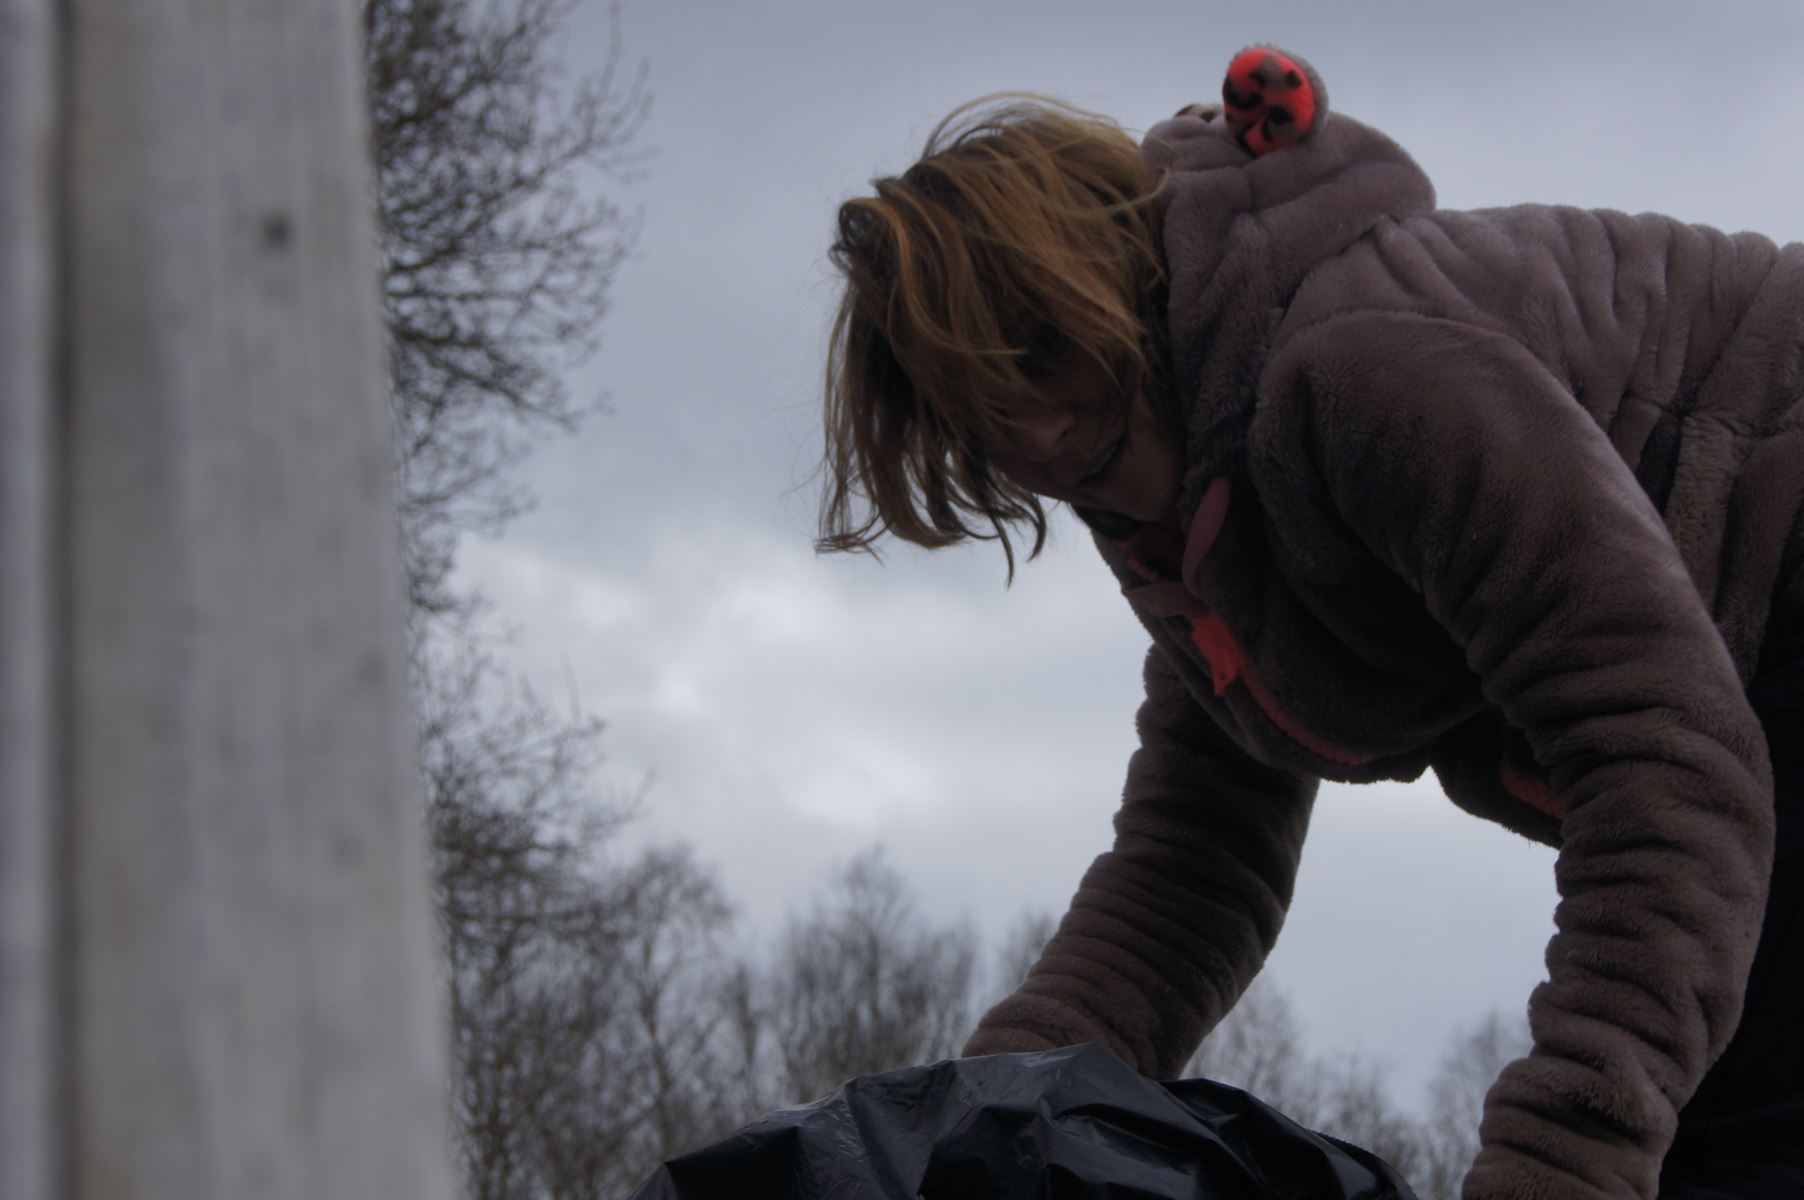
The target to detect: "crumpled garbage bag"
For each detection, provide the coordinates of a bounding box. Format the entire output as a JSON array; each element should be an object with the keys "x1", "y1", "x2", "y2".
[{"x1": 628, "y1": 1042, "x2": 1419, "y2": 1199}]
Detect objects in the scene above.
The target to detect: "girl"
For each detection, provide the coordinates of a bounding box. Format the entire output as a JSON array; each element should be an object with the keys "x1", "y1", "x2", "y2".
[{"x1": 815, "y1": 47, "x2": 1803, "y2": 1200}]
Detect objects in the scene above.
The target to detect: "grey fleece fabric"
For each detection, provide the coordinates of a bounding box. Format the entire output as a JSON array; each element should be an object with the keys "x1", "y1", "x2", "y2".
[{"x1": 964, "y1": 103, "x2": 1804, "y2": 1200}]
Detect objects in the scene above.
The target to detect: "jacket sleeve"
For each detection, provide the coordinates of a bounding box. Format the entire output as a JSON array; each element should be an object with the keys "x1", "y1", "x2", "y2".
[
  {"x1": 962, "y1": 643, "x2": 1318, "y2": 1078},
  {"x1": 1263, "y1": 312, "x2": 1776, "y2": 1200}
]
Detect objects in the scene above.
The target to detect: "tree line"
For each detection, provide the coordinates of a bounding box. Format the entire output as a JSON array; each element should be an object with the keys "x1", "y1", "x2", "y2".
[
  {"x1": 359, "y1": 2, "x2": 1528, "y2": 1196},
  {"x1": 431, "y1": 792, "x2": 1528, "y2": 1200}
]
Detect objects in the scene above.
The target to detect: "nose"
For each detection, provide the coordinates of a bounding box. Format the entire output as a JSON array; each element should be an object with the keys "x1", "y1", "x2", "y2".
[{"x1": 1013, "y1": 409, "x2": 1077, "y2": 464}]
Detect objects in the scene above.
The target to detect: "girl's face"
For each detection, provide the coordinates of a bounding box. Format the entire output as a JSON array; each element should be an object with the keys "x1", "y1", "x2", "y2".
[{"x1": 986, "y1": 348, "x2": 1182, "y2": 522}]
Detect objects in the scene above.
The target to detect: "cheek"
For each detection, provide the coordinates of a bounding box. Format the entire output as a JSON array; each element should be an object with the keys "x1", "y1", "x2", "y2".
[
  {"x1": 991, "y1": 456, "x2": 1074, "y2": 505},
  {"x1": 1134, "y1": 393, "x2": 1179, "y2": 462}
]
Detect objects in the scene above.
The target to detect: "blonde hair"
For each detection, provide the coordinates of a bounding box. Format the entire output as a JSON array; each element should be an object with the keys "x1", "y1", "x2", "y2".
[{"x1": 816, "y1": 93, "x2": 1171, "y2": 580}]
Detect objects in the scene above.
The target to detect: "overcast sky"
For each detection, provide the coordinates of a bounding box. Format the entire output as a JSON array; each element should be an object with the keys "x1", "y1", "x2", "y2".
[{"x1": 451, "y1": 0, "x2": 1804, "y2": 1109}]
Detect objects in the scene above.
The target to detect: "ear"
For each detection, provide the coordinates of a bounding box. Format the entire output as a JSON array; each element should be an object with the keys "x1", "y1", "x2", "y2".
[{"x1": 1222, "y1": 46, "x2": 1328, "y2": 156}]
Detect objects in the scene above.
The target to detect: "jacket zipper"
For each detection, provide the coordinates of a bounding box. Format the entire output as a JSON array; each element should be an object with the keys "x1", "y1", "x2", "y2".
[{"x1": 1116, "y1": 534, "x2": 1377, "y2": 768}]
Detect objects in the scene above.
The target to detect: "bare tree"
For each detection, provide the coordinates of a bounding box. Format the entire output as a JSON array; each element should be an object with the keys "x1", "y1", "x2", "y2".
[
  {"x1": 1307, "y1": 1052, "x2": 1428, "y2": 1187},
  {"x1": 610, "y1": 846, "x2": 742, "y2": 1184},
  {"x1": 1184, "y1": 979, "x2": 1539, "y2": 1198},
  {"x1": 763, "y1": 847, "x2": 979, "y2": 1104},
  {"x1": 419, "y1": 638, "x2": 621, "y2": 1199},
  {"x1": 419, "y1": 637, "x2": 758, "y2": 1198},
  {"x1": 1415, "y1": 1010, "x2": 1532, "y2": 1200},
  {"x1": 1185, "y1": 976, "x2": 1433, "y2": 1189},
  {"x1": 987, "y1": 909, "x2": 1058, "y2": 1000},
  {"x1": 709, "y1": 962, "x2": 776, "y2": 1141},
  {"x1": 1185, "y1": 973, "x2": 1322, "y2": 1119},
  {"x1": 363, "y1": 0, "x2": 651, "y2": 625},
  {"x1": 358, "y1": 1, "x2": 660, "y2": 1193}
]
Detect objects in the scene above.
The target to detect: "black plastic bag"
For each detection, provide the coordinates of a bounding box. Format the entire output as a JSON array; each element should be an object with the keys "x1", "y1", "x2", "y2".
[{"x1": 628, "y1": 1042, "x2": 1419, "y2": 1199}]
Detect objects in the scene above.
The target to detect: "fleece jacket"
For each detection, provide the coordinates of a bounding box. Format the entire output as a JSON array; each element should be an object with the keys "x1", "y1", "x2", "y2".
[{"x1": 963, "y1": 92, "x2": 1804, "y2": 1200}]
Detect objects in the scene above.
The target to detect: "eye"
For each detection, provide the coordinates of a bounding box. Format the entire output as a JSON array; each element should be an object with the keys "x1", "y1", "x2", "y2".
[
  {"x1": 1078, "y1": 432, "x2": 1125, "y2": 485},
  {"x1": 1017, "y1": 325, "x2": 1065, "y2": 380}
]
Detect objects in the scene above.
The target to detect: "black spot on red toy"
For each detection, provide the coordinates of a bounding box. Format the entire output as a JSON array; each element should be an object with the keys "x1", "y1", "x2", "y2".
[{"x1": 1222, "y1": 46, "x2": 1327, "y2": 157}]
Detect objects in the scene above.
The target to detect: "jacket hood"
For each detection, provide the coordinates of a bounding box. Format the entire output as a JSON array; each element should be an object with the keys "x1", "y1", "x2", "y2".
[{"x1": 1138, "y1": 104, "x2": 1437, "y2": 514}]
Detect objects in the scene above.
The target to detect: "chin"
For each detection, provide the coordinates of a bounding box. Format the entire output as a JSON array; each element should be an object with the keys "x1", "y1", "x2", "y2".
[
  {"x1": 1121, "y1": 498, "x2": 1169, "y2": 522},
  {"x1": 1115, "y1": 471, "x2": 1180, "y2": 523},
  {"x1": 1103, "y1": 491, "x2": 1167, "y2": 523},
  {"x1": 1076, "y1": 443, "x2": 1181, "y2": 523}
]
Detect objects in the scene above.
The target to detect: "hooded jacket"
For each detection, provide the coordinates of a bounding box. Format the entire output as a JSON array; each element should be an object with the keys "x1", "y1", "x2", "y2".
[{"x1": 964, "y1": 62, "x2": 1804, "y2": 1200}]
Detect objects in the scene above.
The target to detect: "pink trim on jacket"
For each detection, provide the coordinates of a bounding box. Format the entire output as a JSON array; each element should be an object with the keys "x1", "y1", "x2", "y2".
[{"x1": 1116, "y1": 483, "x2": 1379, "y2": 768}]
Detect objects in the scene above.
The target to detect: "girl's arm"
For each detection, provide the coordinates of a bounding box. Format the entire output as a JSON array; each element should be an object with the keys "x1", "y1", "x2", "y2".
[
  {"x1": 964, "y1": 643, "x2": 1318, "y2": 1078},
  {"x1": 1263, "y1": 311, "x2": 1775, "y2": 1200}
]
